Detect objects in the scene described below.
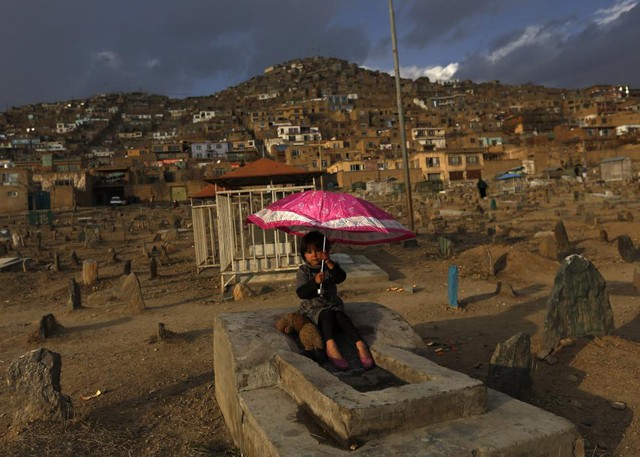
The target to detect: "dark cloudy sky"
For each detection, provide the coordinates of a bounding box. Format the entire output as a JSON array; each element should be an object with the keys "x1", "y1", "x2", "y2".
[{"x1": 1, "y1": 0, "x2": 638, "y2": 109}]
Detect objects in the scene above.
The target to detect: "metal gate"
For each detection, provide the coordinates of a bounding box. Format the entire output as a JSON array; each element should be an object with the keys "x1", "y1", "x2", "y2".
[
  {"x1": 191, "y1": 202, "x2": 218, "y2": 272},
  {"x1": 215, "y1": 186, "x2": 313, "y2": 291}
]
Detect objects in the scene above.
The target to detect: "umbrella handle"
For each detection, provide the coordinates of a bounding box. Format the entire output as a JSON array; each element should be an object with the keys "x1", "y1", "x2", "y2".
[
  {"x1": 317, "y1": 235, "x2": 327, "y2": 295},
  {"x1": 317, "y1": 260, "x2": 324, "y2": 295}
]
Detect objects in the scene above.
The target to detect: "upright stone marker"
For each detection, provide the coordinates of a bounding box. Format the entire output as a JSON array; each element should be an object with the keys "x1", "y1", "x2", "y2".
[
  {"x1": 123, "y1": 259, "x2": 132, "y2": 276},
  {"x1": 448, "y1": 265, "x2": 459, "y2": 308},
  {"x1": 488, "y1": 331, "x2": 532, "y2": 400},
  {"x1": 82, "y1": 259, "x2": 98, "y2": 285},
  {"x1": 149, "y1": 257, "x2": 158, "y2": 279},
  {"x1": 544, "y1": 255, "x2": 614, "y2": 351},
  {"x1": 122, "y1": 272, "x2": 145, "y2": 313},
  {"x1": 617, "y1": 235, "x2": 638, "y2": 262},
  {"x1": 554, "y1": 221, "x2": 570, "y2": 250},
  {"x1": 6, "y1": 348, "x2": 74, "y2": 425},
  {"x1": 68, "y1": 278, "x2": 81, "y2": 310}
]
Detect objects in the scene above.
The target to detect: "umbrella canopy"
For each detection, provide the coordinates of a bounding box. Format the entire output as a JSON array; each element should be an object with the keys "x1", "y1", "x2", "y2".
[{"x1": 245, "y1": 190, "x2": 415, "y2": 245}]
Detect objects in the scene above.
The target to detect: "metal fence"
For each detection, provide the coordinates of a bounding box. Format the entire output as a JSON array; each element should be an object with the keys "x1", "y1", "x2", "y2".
[
  {"x1": 192, "y1": 185, "x2": 313, "y2": 291},
  {"x1": 191, "y1": 202, "x2": 218, "y2": 272}
]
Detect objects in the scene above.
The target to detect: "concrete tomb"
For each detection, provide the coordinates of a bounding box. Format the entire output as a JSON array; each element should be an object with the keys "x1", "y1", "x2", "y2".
[{"x1": 214, "y1": 302, "x2": 583, "y2": 456}]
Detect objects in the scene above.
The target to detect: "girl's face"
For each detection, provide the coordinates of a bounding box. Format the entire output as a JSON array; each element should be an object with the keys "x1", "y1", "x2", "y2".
[{"x1": 303, "y1": 244, "x2": 326, "y2": 266}]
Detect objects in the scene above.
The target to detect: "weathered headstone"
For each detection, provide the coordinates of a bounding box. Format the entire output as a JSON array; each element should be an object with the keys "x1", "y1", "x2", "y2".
[
  {"x1": 554, "y1": 221, "x2": 570, "y2": 250},
  {"x1": 82, "y1": 259, "x2": 99, "y2": 285},
  {"x1": 149, "y1": 257, "x2": 158, "y2": 279},
  {"x1": 68, "y1": 278, "x2": 81, "y2": 310},
  {"x1": 6, "y1": 348, "x2": 74, "y2": 425},
  {"x1": 599, "y1": 228, "x2": 609, "y2": 242},
  {"x1": 70, "y1": 250, "x2": 80, "y2": 267},
  {"x1": 34, "y1": 314, "x2": 61, "y2": 340},
  {"x1": 122, "y1": 272, "x2": 145, "y2": 313},
  {"x1": 52, "y1": 252, "x2": 60, "y2": 272},
  {"x1": 617, "y1": 235, "x2": 639, "y2": 262},
  {"x1": 232, "y1": 283, "x2": 255, "y2": 301},
  {"x1": 633, "y1": 267, "x2": 640, "y2": 291},
  {"x1": 543, "y1": 255, "x2": 614, "y2": 351},
  {"x1": 487, "y1": 331, "x2": 532, "y2": 400},
  {"x1": 108, "y1": 247, "x2": 118, "y2": 264}
]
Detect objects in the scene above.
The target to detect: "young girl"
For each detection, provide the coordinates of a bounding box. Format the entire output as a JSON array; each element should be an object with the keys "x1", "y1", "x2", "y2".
[{"x1": 296, "y1": 231, "x2": 374, "y2": 370}]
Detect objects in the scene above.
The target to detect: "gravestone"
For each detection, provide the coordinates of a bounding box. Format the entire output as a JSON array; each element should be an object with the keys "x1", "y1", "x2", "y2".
[
  {"x1": 633, "y1": 267, "x2": 640, "y2": 291},
  {"x1": 68, "y1": 278, "x2": 81, "y2": 310},
  {"x1": 599, "y1": 229, "x2": 609, "y2": 242},
  {"x1": 554, "y1": 221, "x2": 570, "y2": 250},
  {"x1": 6, "y1": 348, "x2": 74, "y2": 425},
  {"x1": 233, "y1": 283, "x2": 254, "y2": 301},
  {"x1": 617, "y1": 235, "x2": 638, "y2": 262},
  {"x1": 543, "y1": 255, "x2": 614, "y2": 352},
  {"x1": 487, "y1": 331, "x2": 532, "y2": 400},
  {"x1": 149, "y1": 257, "x2": 158, "y2": 279},
  {"x1": 82, "y1": 259, "x2": 98, "y2": 285},
  {"x1": 122, "y1": 273, "x2": 145, "y2": 313},
  {"x1": 70, "y1": 250, "x2": 80, "y2": 266}
]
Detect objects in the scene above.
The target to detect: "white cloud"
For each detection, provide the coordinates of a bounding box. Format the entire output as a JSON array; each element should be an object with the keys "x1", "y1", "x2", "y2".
[
  {"x1": 487, "y1": 26, "x2": 553, "y2": 63},
  {"x1": 396, "y1": 63, "x2": 459, "y2": 81},
  {"x1": 92, "y1": 51, "x2": 122, "y2": 70},
  {"x1": 594, "y1": 0, "x2": 637, "y2": 26}
]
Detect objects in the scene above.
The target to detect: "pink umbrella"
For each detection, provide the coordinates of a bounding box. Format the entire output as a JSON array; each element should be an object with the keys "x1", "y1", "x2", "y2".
[{"x1": 245, "y1": 190, "x2": 415, "y2": 245}]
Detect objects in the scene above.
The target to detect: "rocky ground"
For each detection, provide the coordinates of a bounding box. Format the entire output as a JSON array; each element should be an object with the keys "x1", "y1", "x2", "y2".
[{"x1": 0, "y1": 179, "x2": 639, "y2": 456}]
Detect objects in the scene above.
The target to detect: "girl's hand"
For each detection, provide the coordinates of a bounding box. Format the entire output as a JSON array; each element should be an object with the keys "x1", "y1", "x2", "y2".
[{"x1": 315, "y1": 272, "x2": 325, "y2": 284}]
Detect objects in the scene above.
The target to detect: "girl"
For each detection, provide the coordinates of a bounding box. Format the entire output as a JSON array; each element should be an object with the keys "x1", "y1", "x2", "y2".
[{"x1": 296, "y1": 231, "x2": 374, "y2": 370}]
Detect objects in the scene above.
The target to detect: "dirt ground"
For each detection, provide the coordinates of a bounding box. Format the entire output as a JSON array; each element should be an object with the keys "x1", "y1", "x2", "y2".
[{"x1": 1, "y1": 180, "x2": 639, "y2": 456}]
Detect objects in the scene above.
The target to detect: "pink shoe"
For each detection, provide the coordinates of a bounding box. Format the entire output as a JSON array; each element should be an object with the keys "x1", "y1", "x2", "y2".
[
  {"x1": 357, "y1": 345, "x2": 375, "y2": 370},
  {"x1": 359, "y1": 353, "x2": 375, "y2": 370},
  {"x1": 328, "y1": 353, "x2": 349, "y2": 370}
]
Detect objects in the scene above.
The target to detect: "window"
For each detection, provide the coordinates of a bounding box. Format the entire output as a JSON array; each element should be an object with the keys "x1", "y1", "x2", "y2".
[
  {"x1": 449, "y1": 171, "x2": 464, "y2": 180},
  {"x1": 427, "y1": 157, "x2": 440, "y2": 168},
  {"x1": 466, "y1": 155, "x2": 479, "y2": 165},
  {"x1": 1, "y1": 173, "x2": 19, "y2": 185},
  {"x1": 7, "y1": 191, "x2": 18, "y2": 197},
  {"x1": 291, "y1": 149, "x2": 301, "y2": 157},
  {"x1": 350, "y1": 164, "x2": 362, "y2": 171},
  {"x1": 448, "y1": 155, "x2": 462, "y2": 166}
]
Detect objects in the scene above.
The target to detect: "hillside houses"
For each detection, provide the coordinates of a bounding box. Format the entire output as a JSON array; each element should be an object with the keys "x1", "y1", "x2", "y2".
[{"x1": 1, "y1": 56, "x2": 640, "y2": 215}]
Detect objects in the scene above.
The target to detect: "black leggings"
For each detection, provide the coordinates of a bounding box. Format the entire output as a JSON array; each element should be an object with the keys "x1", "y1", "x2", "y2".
[{"x1": 317, "y1": 309, "x2": 362, "y2": 344}]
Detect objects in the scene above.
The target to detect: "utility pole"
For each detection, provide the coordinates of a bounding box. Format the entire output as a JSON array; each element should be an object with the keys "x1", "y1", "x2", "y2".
[
  {"x1": 388, "y1": 0, "x2": 414, "y2": 232},
  {"x1": 318, "y1": 145, "x2": 324, "y2": 190}
]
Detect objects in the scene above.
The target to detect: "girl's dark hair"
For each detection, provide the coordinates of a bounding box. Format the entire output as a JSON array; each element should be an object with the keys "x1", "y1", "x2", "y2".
[{"x1": 300, "y1": 231, "x2": 331, "y2": 258}]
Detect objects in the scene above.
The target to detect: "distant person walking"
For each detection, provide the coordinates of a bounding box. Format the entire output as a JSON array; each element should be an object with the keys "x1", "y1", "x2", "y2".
[{"x1": 477, "y1": 178, "x2": 488, "y2": 199}]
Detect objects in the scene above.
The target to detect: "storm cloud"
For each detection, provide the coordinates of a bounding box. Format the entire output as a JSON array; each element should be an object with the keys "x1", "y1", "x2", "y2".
[{"x1": 1, "y1": 0, "x2": 638, "y2": 109}]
